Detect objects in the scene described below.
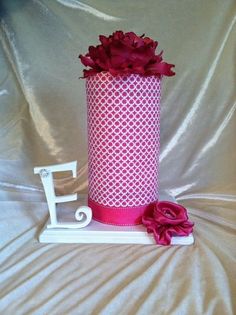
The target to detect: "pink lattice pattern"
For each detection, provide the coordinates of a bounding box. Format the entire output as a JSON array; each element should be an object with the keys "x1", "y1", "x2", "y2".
[{"x1": 86, "y1": 72, "x2": 161, "y2": 208}]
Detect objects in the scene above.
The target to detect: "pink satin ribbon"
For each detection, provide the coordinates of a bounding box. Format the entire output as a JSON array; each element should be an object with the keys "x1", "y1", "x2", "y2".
[{"x1": 88, "y1": 197, "x2": 156, "y2": 226}]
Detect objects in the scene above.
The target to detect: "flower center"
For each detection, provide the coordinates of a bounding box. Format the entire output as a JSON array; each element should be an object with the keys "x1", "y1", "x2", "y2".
[{"x1": 163, "y1": 208, "x2": 176, "y2": 218}]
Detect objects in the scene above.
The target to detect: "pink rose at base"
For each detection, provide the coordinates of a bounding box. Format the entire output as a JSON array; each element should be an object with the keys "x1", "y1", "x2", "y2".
[{"x1": 142, "y1": 201, "x2": 194, "y2": 245}]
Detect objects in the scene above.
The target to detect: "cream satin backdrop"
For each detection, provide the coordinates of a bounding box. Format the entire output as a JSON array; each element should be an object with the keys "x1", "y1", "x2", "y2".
[{"x1": 0, "y1": 1, "x2": 236, "y2": 314}]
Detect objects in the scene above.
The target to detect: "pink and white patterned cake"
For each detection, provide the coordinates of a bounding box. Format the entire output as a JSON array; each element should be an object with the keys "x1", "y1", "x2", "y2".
[
  {"x1": 79, "y1": 31, "x2": 194, "y2": 245},
  {"x1": 87, "y1": 72, "x2": 161, "y2": 225}
]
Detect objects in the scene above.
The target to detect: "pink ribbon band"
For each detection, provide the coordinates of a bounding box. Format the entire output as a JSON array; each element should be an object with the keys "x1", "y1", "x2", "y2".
[{"x1": 88, "y1": 197, "x2": 157, "y2": 226}]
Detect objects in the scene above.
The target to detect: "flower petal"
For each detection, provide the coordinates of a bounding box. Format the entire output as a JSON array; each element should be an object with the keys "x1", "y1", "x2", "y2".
[
  {"x1": 146, "y1": 61, "x2": 175, "y2": 76},
  {"x1": 79, "y1": 55, "x2": 95, "y2": 68}
]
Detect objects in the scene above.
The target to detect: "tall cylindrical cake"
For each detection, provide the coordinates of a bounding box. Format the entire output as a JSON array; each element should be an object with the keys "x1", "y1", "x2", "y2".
[{"x1": 86, "y1": 72, "x2": 161, "y2": 225}]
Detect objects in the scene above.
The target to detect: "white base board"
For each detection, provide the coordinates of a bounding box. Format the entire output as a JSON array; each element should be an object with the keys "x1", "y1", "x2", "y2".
[
  {"x1": 39, "y1": 192, "x2": 194, "y2": 246},
  {"x1": 39, "y1": 220, "x2": 194, "y2": 245}
]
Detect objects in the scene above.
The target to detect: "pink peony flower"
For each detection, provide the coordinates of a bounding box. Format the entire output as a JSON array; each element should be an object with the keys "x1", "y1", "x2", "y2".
[{"x1": 79, "y1": 31, "x2": 175, "y2": 78}]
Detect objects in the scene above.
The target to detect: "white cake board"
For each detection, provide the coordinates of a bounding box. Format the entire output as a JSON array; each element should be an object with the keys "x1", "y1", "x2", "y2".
[{"x1": 39, "y1": 192, "x2": 194, "y2": 245}]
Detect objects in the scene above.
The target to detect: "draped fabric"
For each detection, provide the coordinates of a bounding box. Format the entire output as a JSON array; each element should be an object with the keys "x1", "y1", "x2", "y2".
[{"x1": 0, "y1": 1, "x2": 236, "y2": 314}]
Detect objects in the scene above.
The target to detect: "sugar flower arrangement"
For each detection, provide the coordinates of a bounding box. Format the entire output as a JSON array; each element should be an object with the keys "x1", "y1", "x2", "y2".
[{"x1": 79, "y1": 30, "x2": 175, "y2": 78}]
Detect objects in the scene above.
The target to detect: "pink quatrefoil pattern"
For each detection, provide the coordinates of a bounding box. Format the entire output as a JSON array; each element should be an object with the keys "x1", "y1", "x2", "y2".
[{"x1": 86, "y1": 72, "x2": 161, "y2": 208}]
